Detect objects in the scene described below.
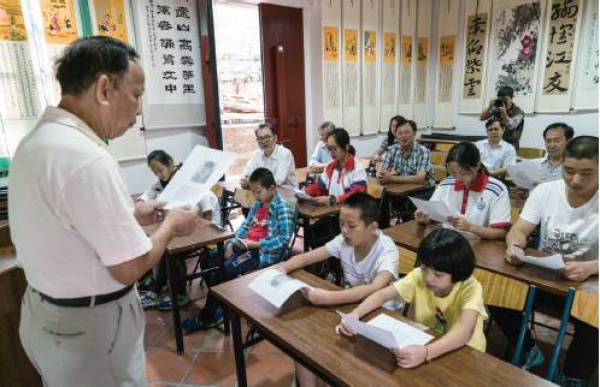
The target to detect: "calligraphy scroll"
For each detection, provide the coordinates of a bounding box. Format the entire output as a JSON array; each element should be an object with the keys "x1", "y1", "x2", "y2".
[
  {"x1": 434, "y1": 0, "x2": 460, "y2": 128},
  {"x1": 413, "y1": 0, "x2": 431, "y2": 127},
  {"x1": 459, "y1": 0, "x2": 492, "y2": 114},
  {"x1": 132, "y1": 0, "x2": 205, "y2": 128},
  {"x1": 380, "y1": 0, "x2": 400, "y2": 132},
  {"x1": 537, "y1": 0, "x2": 582, "y2": 112},
  {"x1": 342, "y1": 0, "x2": 360, "y2": 136},
  {"x1": 398, "y1": 0, "x2": 416, "y2": 118},
  {"x1": 572, "y1": 0, "x2": 598, "y2": 110},
  {"x1": 0, "y1": 0, "x2": 41, "y2": 120},
  {"x1": 322, "y1": 0, "x2": 342, "y2": 125},
  {"x1": 361, "y1": 0, "x2": 380, "y2": 136}
]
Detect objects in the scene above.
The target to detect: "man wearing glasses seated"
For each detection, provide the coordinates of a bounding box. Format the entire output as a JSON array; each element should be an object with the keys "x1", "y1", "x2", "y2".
[{"x1": 242, "y1": 123, "x2": 298, "y2": 190}]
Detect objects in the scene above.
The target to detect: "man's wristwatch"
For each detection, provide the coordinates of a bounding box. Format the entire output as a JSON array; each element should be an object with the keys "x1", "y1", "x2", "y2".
[{"x1": 329, "y1": 195, "x2": 337, "y2": 205}]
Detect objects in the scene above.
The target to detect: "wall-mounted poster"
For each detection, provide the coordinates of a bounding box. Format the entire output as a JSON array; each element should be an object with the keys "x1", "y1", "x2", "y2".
[
  {"x1": 92, "y1": 0, "x2": 129, "y2": 43},
  {"x1": 344, "y1": 28, "x2": 358, "y2": 62},
  {"x1": 363, "y1": 30, "x2": 376, "y2": 63},
  {"x1": 486, "y1": 0, "x2": 546, "y2": 113},
  {"x1": 41, "y1": 0, "x2": 78, "y2": 44},
  {"x1": 323, "y1": 26, "x2": 339, "y2": 62}
]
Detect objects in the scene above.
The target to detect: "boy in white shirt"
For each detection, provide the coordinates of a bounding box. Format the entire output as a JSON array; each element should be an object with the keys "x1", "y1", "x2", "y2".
[
  {"x1": 279, "y1": 192, "x2": 399, "y2": 387},
  {"x1": 475, "y1": 118, "x2": 517, "y2": 178},
  {"x1": 497, "y1": 136, "x2": 599, "y2": 384}
]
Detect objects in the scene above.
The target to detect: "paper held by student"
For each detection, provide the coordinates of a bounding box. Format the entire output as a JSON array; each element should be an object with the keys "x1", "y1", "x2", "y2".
[
  {"x1": 510, "y1": 245, "x2": 565, "y2": 270},
  {"x1": 507, "y1": 160, "x2": 541, "y2": 190},
  {"x1": 294, "y1": 188, "x2": 323, "y2": 205},
  {"x1": 409, "y1": 197, "x2": 455, "y2": 224},
  {"x1": 249, "y1": 269, "x2": 313, "y2": 308},
  {"x1": 337, "y1": 311, "x2": 434, "y2": 350},
  {"x1": 159, "y1": 145, "x2": 236, "y2": 209}
]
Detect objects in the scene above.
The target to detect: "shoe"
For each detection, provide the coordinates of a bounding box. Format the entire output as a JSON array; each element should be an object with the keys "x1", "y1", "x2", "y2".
[
  {"x1": 140, "y1": 291, "x2": 158, "y2": 309},
  {"x1": 557, "y1": 374, "x2": 588, "y2": 387},
  {"x1": 181, "y1": 308, "x2": 224, "y2": 332},
  {"x1": 156, "y1": 294, "x2": 190, "y2": 311},
  {"x1": 137, "y1": 272, "x2": 155, "y2": 292},
  {"x1": 520, "y1": 345, "x2": 544, "y2": 371}
]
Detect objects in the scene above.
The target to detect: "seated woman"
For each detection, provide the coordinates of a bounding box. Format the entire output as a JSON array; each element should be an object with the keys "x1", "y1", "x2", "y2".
[
  {"x1": 415, "y1": 142, "x2": 511, "y2": 240},
  {"x1": 308, "y1": 121, "x2": 335, "y2": 173},
  {"x1": 373, "y1": 115, "x2": 404, "y2": 162},
  {"x1": 305, "y1": 127, "x2": 367, "y2": 205}
]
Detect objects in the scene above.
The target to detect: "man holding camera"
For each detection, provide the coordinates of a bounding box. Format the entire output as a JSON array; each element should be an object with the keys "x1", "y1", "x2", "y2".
[{"x1": 480, "y1": 86, "x2": 524, "y2": 150}]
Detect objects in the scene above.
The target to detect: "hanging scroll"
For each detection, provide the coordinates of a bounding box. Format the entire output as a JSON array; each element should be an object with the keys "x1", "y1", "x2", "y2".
[
  {"x1": 434, "y1": 0, "x2": 459, "y2": 128},
  {"x1": 398, "y1": 0, "x2": 416, "y2": 118},
  {"x1": 322, "y1": 0, "x2": 342, "y2": 125},
  {"x1": 361, "y1": 0, "x2": 380, "y2": 135},
  {"x1": 342, "y1": 0, "x2": 360, "y2": 136},
  {"x1": 572, "y1": 0, "x2": 598, "y2": 110},
  {"x1": 380, "y1": 0, "x2": 400, "y2": 133}
]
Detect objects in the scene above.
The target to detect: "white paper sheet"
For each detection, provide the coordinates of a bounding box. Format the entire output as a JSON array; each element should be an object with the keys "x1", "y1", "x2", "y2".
[
  {"x1": 337, "y1": 311, "x2": 434, "y2": 349},
  {"x1": 520, "y1": 253, "x2": 565, "y2": 270},
  {"x1": 409, "y1": 197, "x2": 455, "y2": 224},
  {"x1": 294, "y1": 188, "x2": 315, "y2": 201},
  {"x1": 159, "y1": 145, "x2": 236, "y2": 209},
  {"x1": 248, "y1": 269, "x2": 312, "y2": 308},
  {"x1": 507, "y1": 160, "x2": 541, "y2": 189}
]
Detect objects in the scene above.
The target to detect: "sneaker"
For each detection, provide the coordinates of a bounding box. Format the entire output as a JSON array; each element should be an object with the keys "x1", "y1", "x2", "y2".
[
  {"x1": 520, "y1": 345, "x2": 545, "y2": 371},
  {"x1": 156, "y1": 294, "x2": 190, "y2": 311},
  {"x1": 181, "y1": 308, "x2": 224, "y2": 332},
  {"x1": 557, "y1": 374, "x2": 588, "y2": 387},
  {"x1": 140, "y1": 291, "x2": 158, "y2": 309}
]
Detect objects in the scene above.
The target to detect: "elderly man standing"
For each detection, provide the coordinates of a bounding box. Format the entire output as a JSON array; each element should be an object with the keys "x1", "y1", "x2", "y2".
[
  {"x1": 10, "y1": 36, "x2": 197, "y2": 387},
  {"x1": 241, "y1": 123, "x2": 298, "y2": 190}
]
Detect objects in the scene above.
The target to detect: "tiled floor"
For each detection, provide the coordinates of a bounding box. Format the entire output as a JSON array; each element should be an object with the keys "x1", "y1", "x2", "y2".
[{"x1": 144, "y1": 232, "x2": 597, "y2": 387}]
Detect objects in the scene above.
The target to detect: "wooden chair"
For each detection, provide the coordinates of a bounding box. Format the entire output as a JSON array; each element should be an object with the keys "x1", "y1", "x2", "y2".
[
  {"x1": 433, "y1": 165, "x2": 447, "y2": 183},
  {"x1": 435, "y1": 142, "x2": 454, "y2": 153},
  {"x1": 517, "y1": 147, "x2": 546, "y2": 160},
  {"x1": 366, "y1": 179, "x2": 384, "y2": 200},
  {"x1": 233, "y1": 188, "x2": 255, "y2": 209},
  {"x1": 430, "y1": 151, "x2": 447, "y2": 166},
  {"x1": 473, "y1": 268, "x2": 537, "y2": 365},
  {"x1": 546, "y1": 289, "x2": 598, "y2": 381},
  {"x1": 399, "y1": 249, "x2": 417, "y2": 276}
]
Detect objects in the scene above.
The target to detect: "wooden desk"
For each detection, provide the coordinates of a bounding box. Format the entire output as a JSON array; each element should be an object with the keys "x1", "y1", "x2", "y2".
[
  {"x1": 383, "y1": 221, "x2": 599, "y2": 296},
  {"x1": 143, "y1": 218, "x2": 235, "y2": 354},
  {"x1": 0, "y1": 224, "x2": 43, "y2": 386},
  {"x1": 374, "y1": 178, "x2": 430, "y2": 228},
  {"x1": 212, "y1": 269, "x2": 553, "y2": 387}
]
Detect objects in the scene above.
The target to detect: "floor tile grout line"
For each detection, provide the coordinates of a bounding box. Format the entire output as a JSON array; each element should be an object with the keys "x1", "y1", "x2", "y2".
[{"x1": 179, "y1": 346, "x2": 203, "y2": 384}]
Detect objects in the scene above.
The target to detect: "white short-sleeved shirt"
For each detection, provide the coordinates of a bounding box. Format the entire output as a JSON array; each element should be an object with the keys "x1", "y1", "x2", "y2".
[
  {"x1": 326, "y1": 231, "x2": 399, "y2": 286},
  {"x1": 520, "y1": 179, "x2": 599, "y2": 260},
  {"x1": 140, "y1": 179, "x2": 221, "y2": 225},
  {"x1": 476, "y1": 139, "x2": 517, "y2": 171},
  {"x1": 9, "y1": 107, "x2": 152, "y2": 298},
  {"x1": 431, "y1": 173, "x2": 512, "y2": 229},
  {"x1": 244, "y1": 144, "x2": 298, "y2": 189}
]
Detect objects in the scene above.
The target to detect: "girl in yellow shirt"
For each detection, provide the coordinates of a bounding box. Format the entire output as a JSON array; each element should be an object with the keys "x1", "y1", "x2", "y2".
[{"x1": 338, "y1": 228, "x2": 487, "y2": 368}]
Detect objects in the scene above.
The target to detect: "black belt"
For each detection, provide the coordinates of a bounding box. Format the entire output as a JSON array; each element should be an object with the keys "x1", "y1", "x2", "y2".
[{"x1": 33, "y1": 285, "x2": 134, "y2": 308}]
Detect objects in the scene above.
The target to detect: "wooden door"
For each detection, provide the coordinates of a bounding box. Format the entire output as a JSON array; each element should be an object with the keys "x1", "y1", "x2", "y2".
[{"x1": 259, "y1": 4, "x2": 307, "y2": 167}]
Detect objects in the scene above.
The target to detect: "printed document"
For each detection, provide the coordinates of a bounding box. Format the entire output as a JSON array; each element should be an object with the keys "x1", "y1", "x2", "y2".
[
  {"x1": 508, "y1": 160, "x2": 541, "y2": 189},
  {"x1": 337, "y1": 312, "x2": 434, "y2": 349},
  {"x1": 409, "y1": 197, "x2": 455, "y2": 224},
  {"x1": 510, "y1": 245, "x2": 565, "y2": 270},
  {"x1": 249, "y1": 269, "x2": 312, "y2": 308},
  {"x1": 159, "y1": 145, "x2": 236, "y2": 209}
]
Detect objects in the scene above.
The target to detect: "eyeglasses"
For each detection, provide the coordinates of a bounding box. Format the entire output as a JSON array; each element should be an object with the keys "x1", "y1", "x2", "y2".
[{"x1": 256, "y1": 135, "x2": 273, "y2": 143}]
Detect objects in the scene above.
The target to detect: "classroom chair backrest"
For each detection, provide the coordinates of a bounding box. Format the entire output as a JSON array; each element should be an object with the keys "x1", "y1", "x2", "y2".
[
  {"x1": 399, "y1": 249, "x2": 418, "y2": 276},
  {"x1": 517, "y1": 147, "x2": 546, "y2": 160},
  {"x1": 473, "y1": 268, "x2": 530, "y2": 310},
  {"x1": 571, "y1": 289, "x2": 599, "y2": 328},
  {"x1": 430, "y1": 151, "x2": 447, "y2": 166},
  {"x1": 296, "y1": 169, "x2": 307, "y2": 185},
  {"x1": 211, "y1": 184, "x2": 224, "y2": 198},
  {"x1": 433, "y1": 165, "x2": 447, "y2": 183},
  {"x1": 474, "y1": 268, "x2": 537, "y2": 366},
  {"x1": 435, "y1": 142, "x2": 454, "y2": 153},
  {"x1": 234, "y1": 188, "x2": 255, "y2": 209},
  {"x1": 366, "y1": 179, "x2": 384, "y2": 199}
]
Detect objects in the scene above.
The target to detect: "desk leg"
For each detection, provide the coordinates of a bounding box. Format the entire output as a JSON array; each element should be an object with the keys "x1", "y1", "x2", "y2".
[
  {"x1": 380, "y1": 194, "x2": 391, "y2": 229},
  {"x1": 217, "y1": 242, "x2": 230, "y2": 336},
  {"x1": 167, "y1": 253, "x2": 185, "y2": 355},
  {"x1": 231, "y1": 312, "x2": 247, "y2": 387}
]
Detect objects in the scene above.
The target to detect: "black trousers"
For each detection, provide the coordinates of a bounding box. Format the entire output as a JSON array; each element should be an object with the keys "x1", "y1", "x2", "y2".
[{"x1": 488, "y1": 290, "x2": 599, "y2": 379}]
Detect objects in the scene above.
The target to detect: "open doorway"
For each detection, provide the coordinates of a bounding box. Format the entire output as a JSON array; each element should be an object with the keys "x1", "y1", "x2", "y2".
[{"x1": 213, "y1": 3, "x2": 264, "y2": 175}]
